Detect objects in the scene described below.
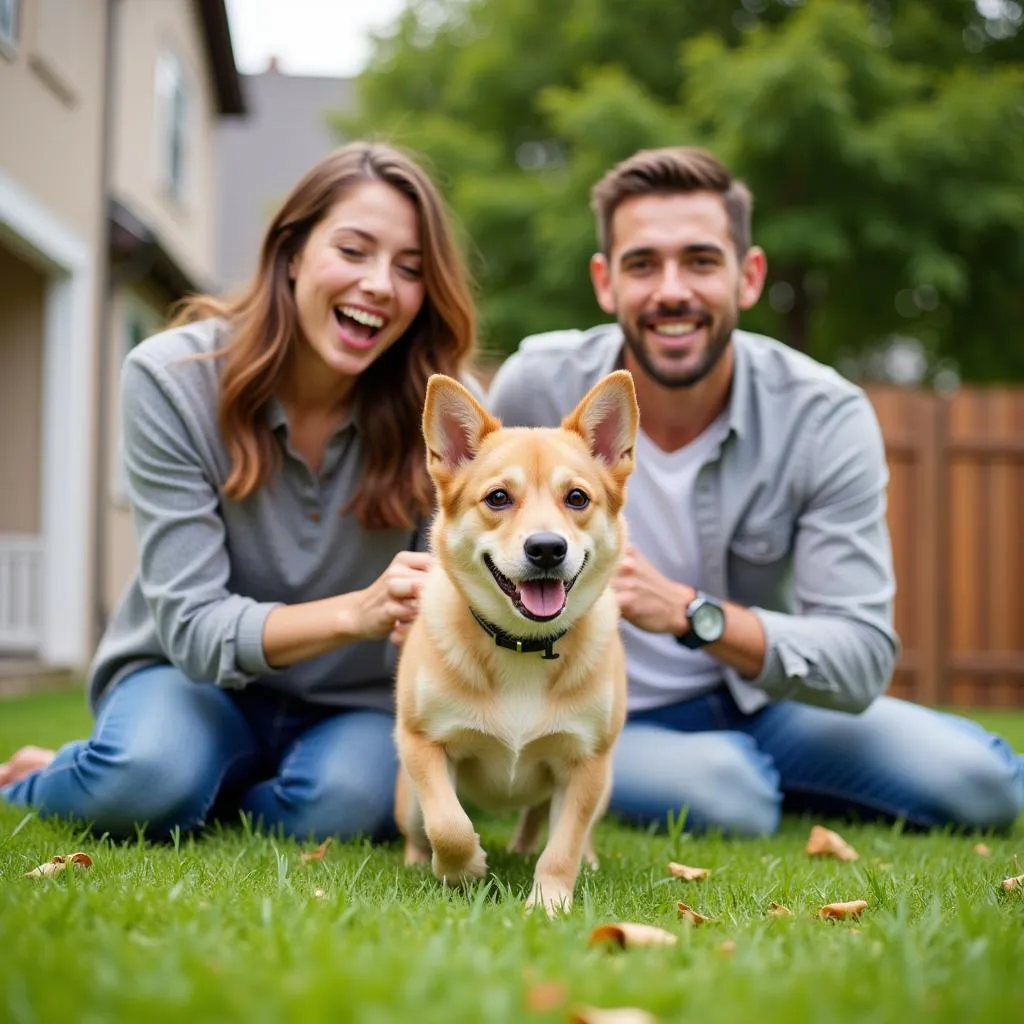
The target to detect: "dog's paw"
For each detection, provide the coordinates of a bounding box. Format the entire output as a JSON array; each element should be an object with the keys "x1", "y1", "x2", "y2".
[
  {"x1": 525, "y1": 877, "x2": 573, "y2": 917},
  {"x1": 432, "y1": 838, "x2": 488, "y2": 887},
  {"x1": 403, "y1": 841, "x2": 431, "y2": 868}
]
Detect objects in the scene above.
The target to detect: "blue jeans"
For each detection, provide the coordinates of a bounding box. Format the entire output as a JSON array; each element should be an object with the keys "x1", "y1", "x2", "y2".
[
  {"x1": 4, "y1": 670, "x2": 1021, "y2": 842},
  {"x1": 610, "y1": 688, "x2": 1024, "y2": 836},
  {"x1": 1, "y1": 665, "x2": 398, "y2": 842}
]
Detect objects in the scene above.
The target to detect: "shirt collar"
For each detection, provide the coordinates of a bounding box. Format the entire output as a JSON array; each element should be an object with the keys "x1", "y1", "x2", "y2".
[{"x1": 265, "y1": 395, "x2": 360, "y2": 439}]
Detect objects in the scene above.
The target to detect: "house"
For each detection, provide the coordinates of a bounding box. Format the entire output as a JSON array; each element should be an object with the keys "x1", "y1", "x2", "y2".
[
  {"x1": 216, "y1": 60, "x2": 352, "y2": 290},
  {"x1": 0, "y1": 0, "x2": 245, "y2": 684}
]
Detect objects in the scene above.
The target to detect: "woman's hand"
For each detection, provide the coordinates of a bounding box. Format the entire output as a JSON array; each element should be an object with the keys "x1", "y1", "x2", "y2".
[
  {"x1": 0, "y1": 745, "x2": 56, "y2": 786},
  {"x1": 353, "y1": 551, "x2": 433, "y2": 643}
]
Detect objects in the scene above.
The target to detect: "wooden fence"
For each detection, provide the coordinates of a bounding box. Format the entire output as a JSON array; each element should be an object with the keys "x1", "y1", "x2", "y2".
[{"x1": 867, "y1": 386, "x2": 1024, "y2": 708}]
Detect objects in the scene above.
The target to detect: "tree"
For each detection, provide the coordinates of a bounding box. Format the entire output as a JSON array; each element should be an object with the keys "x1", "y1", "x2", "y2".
[{"x1": 339, "y1": 0, "x2": 1024, "y2": 381}]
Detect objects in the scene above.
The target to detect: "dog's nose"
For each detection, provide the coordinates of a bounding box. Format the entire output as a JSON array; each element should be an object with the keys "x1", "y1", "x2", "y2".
[{"x1": 523, "y1": 532, "x2": 567, "y2": 569}]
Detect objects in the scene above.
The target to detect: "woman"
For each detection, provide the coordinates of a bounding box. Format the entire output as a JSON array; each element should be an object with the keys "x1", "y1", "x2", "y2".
[{"x1": 0, "y1": 142, "x2": 476, "y2": 842}]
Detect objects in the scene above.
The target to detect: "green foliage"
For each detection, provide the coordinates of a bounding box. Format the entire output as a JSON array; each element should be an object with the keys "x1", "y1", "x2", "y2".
[
  {"x1": 1, "y1": 688, "x2": 1023, "y2": 1023},
  {"x1": 340, "y1": 0, "x2": 1024, "y2": 381}
]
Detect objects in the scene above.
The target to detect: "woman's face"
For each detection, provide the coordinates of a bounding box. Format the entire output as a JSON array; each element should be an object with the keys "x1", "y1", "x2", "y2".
[{"x1": 289, "y1": 180, "x2": 426, "y2": 383}]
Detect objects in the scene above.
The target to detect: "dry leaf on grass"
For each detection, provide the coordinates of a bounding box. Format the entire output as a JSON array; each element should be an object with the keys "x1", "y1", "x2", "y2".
[
  {"x1": 676, "y1": 901, "x2": 713, "y2": 926},
  {"x1": 719, "y1": 939, "x2": 737, "y2": 958},
  {"x1": 589, "y1": 922, "x2": 678, "y2": 949},
  {"x1": 24, "y1": 852, "x2": 93, "y2": 878},
  {"x1": 525, "y1": 981, "x2": 568, "y2": 1012},
  {"x1": 818, "y1": 899, "x2": 868, "y2": 920},
  {"x1": 667, "y1": 862, "x2": 710, "y2": 882},
  {"x1": 571, "y1": 1007, "x2": 659, "y2": 1024},
  {"x1": 806, "y1": 825, "x2": 859, "y2": 862},
  {"x1": 973, "y1": 843, "x2": 991, "y2": 857},
  {"x1": 299, "y1": 838, "x2": 332, "y2": 862},
  {"x1": 1001, "y1": 875, "x2": 1023, "y2": 892},
  {"x1": 767, "y1": 902, "x2": 793, "y2": 918}
]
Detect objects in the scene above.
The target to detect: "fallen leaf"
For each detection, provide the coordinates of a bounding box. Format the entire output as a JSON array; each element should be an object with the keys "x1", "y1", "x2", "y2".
[
  {"x1": 525, "y1": 981, "x2": 568, "y2": 1012},
  {"x1": 973, "y1": 843, "x2": 991, "y2": 857},
  {"x1": 806, "y1": 825, "x2": 859, "y2": 862},
  {"x1": 571, "y1": 1007, "x2": 659, "y2": 1024},
  {"x1": 589, "y1": 922, "x2": 678, "y2": 949},
  {"x1": 667, "y1": 862, "x2": 710, "y2": 882},
  {"x1": 676, "y1": 901, "x2": 713, "y2": 926},
  {"x1": 818, "y1": 899, "x2": 868, "y2": 920},
  {"x1": 719, "y1": 939, "x2": 737, "y2": 958},
  {"x1": 24, "y1": 852, "x2": 94, "y2": 878},
  {"x1": 1001, "y1": 875, "x2": 1023, "y2": 892},
  {"x1": 767, "y1": 902, "x2": 793, "y2": 918},
  {"x1": 299, "y1": 838, "x2": 332, "y2": 862}
]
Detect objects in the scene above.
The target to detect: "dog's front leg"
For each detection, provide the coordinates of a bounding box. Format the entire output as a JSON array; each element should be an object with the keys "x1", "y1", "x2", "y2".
[
  {"x1": 396, "y1": 725, "x2": 487, "y2": 887},
  {"x1": 527, "y1": 753, "x2": 612, "y2": 915}
]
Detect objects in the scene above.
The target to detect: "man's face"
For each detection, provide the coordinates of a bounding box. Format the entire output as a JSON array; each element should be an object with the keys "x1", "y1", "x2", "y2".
[{"x1": 590, "y1": 191, "x2": 765, "y2": 389}]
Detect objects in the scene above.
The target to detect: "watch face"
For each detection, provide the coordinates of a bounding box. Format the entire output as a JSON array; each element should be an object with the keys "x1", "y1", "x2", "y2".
[{"x1": 692, "y1": 601, "x2": 725, "y2": 642}]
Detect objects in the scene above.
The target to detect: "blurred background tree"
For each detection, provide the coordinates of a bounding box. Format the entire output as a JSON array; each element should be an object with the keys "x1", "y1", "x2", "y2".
[{"x1": 337, "y1": 0, "x2": 1024, "y2": 382}]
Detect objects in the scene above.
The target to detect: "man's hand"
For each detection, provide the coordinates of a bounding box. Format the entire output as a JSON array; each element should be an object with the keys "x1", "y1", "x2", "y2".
[{"x1": 612, "y1": 545, "x2": 693, "y2": 636}]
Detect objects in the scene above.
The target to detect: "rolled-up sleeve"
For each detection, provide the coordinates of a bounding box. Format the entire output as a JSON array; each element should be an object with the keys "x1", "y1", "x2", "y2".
[
  {"x1": 733, "y1": 392, "x2": 900, "y2": 713},
  {"x1": 121, "y1": 353, "x2": 281, "y2": 688}
]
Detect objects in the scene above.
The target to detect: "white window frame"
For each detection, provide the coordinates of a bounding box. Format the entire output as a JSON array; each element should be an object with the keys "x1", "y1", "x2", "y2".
[
  {"x1": 155, "y1": 47, "x2": 189, "y2": 204},
  {"x1": 0, "y1": 0, "x2": 21, "y2": 59}
]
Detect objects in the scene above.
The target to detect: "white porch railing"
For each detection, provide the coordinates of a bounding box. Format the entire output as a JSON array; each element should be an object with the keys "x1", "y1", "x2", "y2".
[{"x1": 0, "y1": 534, "x2": 44, "y2": 652}]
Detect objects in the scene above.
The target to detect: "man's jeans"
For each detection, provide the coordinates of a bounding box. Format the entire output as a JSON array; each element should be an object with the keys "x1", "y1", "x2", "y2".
[
  {"x1": 3, "y1": 667, "x2": 1022, "y2": 840},
  {"x1": 610, "y1": 687, "x2": 1024, "y2": 835}
]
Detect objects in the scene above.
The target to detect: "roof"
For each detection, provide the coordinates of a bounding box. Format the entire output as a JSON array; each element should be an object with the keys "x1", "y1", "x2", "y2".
[
  {"x1": 194, "y1": 0, "x2": 246, "y2": 116},
  {"x1": 215, "y1": 70, "x2": 353, "y2": 288}
]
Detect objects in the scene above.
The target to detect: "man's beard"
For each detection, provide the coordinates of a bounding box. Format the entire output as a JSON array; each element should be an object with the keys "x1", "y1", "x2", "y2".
[{"x1": 620, "y1": 304, "x2": 736, "y2": 389}]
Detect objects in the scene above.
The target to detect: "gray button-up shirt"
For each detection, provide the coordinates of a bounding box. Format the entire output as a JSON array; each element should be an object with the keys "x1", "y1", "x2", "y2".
[
  {"x1": 88, "y1": 317, "x2": 423, "y2": 712},
  {"x1": 486, "y1": 325, "x2": 900, "y2": 715}
]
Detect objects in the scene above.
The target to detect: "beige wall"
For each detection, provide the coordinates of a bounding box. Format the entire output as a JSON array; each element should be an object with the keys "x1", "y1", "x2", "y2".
[
  {"x1": 111, "y1": 0, "x2": 219, "y2": 288},
  {"x1": 0, "y1": 0, "x2": 107, "y2": 245},
  {"x1": 0, "y1": 245, "x2": 45, "y2": 534}
]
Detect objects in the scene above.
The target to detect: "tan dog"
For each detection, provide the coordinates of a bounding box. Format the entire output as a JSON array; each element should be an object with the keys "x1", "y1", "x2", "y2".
[{"x1": 394, "y1": 370, "x2": 639, "y2": 914}]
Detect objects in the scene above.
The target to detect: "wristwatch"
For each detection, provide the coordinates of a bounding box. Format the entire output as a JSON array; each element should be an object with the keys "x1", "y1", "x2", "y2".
[{"x1": 676, "y1": 591, "x2": 726, "y2": 650}]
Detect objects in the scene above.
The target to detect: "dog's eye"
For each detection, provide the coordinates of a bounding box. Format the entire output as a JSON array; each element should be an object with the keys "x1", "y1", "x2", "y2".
[
  {"x1": 484, "y1": 489, "x2": 513, "y2": 509},
  {"x1": 565, "y1": 488, "x2": 590, "y2": 510}
]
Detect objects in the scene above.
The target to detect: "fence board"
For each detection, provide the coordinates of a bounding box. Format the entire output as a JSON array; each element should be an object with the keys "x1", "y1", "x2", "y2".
[{"x1": 866, "y1": 386, "x2": 1024, "y2": 708}]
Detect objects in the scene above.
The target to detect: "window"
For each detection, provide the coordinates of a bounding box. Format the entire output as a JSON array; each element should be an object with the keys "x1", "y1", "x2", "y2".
[
  {"x1": 0, "y1": 0, "x2": 21, "y2": 57},
  {"x1": 155, "y1": 48, "x2": 189, "y2": 203}
]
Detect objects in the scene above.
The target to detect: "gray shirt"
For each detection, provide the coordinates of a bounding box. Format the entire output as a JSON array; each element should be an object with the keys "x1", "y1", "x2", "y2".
[
  {"x1": 486, "y1": 325, "x2": 900, "y2": 715},
  {"x1": 88, "y1": 317, "x2": 423, "y2": 712}
]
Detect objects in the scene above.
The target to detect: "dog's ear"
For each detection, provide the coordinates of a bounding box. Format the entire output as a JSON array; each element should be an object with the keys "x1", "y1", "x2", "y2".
[
  {"x1": 423, "y1": 374, "x2": 500, "y2": 474},
  {"x1": 562, "y1": 370, "x2": 639, "y2": 471}
]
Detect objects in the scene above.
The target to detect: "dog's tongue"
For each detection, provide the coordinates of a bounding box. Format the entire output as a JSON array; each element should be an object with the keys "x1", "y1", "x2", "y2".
[{"x1": 516, "y1": 579, "x2": 567, "y2": 618}]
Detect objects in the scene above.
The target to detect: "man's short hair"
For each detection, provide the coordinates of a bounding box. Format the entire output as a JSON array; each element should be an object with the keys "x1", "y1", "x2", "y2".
[{"x1": 590, "y1": 147, "x2": 753, "y2": 257}]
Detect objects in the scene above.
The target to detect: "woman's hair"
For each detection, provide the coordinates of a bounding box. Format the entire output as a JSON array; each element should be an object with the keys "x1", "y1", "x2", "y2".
[{"x1": 171, "y1": 141, "x2": 477, "y2": 531}]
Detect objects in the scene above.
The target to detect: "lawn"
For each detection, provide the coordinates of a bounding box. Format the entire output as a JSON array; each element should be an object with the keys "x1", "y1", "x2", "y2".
[{"x1": 1, "y1": 687, "x2": 1022, "y2": 1024}]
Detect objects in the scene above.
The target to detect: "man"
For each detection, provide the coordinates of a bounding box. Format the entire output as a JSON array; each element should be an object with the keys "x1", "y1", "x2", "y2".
[{"x1": 487, "y1": 146, "x2": 1022, "y2": 836}]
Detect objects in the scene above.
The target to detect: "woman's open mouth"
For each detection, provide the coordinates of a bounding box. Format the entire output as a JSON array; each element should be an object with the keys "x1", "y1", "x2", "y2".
[
  {"x1": 334, "y1": 304, "x2": 388, "y2": 351},
  {"x1": 483, "y1": 553, "x2": 589, "y2": 622}
]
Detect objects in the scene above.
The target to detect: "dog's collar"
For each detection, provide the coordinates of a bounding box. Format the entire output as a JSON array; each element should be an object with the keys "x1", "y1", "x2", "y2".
[{"x1": 469, "y1": 608, "x2": 567, "y2": 660}]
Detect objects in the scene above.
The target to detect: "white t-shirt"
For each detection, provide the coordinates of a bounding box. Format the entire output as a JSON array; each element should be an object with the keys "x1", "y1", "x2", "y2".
[{"x1": 621, "y1": 413, "x2": 730, "y2": 711}]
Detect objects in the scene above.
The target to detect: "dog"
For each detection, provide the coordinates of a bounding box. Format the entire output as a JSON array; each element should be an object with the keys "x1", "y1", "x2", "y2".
[{"x1": 393, "y1": 369, "x2": 639, "y2": 914}]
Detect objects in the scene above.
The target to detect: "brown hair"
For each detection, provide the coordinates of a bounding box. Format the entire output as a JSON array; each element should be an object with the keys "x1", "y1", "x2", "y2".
[
  {"x1": 171, "y1": 141, "x2": 476, "y2": 531},
  {"x1": 590, "y1": 147, "x2": 753, "y2": 257}
]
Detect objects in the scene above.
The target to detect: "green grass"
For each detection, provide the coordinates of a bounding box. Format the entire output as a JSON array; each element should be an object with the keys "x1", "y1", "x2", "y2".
[{"x1": 1, "y1": 687, "x2": 1022, "y2": 1024}]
